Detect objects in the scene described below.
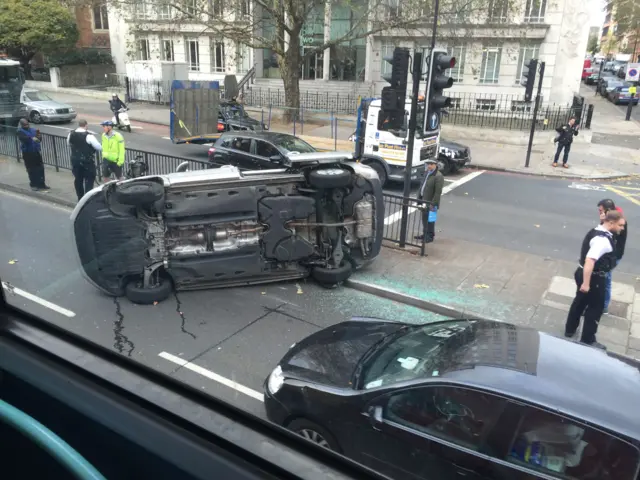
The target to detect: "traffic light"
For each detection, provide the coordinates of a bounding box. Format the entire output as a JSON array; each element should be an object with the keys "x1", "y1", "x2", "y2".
[
  {"x1": 379, "y1": 47, "x2": 410, "y2": 130},
  {"x1": 424, "y1": 48, "x2": 456, "y2": 134},
  {"x1": 520, "y1": 58, "x2": 538, "y2": 102}
]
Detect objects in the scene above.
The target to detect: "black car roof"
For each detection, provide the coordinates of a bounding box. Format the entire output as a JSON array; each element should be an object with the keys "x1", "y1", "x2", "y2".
[
  {"x1": 412, "y1": 320, "x2": 640, "y2": 440},
  {"x1": 218, "y1": 131, "x2": 297, "y2": 141}
]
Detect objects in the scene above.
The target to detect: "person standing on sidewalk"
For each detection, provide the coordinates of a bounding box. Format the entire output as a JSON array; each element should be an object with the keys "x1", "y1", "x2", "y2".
[
  {"x1": 552, "y1": 116, "x2": 579, "y2": 168},
  {"x1": 100, "y1": 120, "x2": 126, "y2": 183},
  {"x1": 416, "y1": 159, "x2": 444, "y2": 243},
  {"x1": 16, "y1": 118, "x2": 49, "y2": 191},
  {"x1": 597, "y1": 199, "x2": 628, "y2": 314},
  {"x1": 67, "y1": 120, "x2": 102, "y2": 201},
  {"x1": 564, "y1": 210, "x2": 626, "y2": 349}
]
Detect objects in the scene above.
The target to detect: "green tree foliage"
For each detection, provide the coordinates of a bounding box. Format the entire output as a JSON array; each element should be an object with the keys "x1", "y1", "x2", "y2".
[
  {"x1": 610, "y1": 0, "x2": 639, "y2": 38},
  {"x1": 587, "y1": 33, "x2": 599, "y2": 54},
  {"x1": 0, "y1": 0, "x2": 79, "y2": 76}
]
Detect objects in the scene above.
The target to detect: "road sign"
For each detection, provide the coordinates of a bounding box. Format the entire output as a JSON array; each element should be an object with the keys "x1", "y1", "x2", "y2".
[{"x1": 626, "y1": 63, "x2": 640, "y2": 82}]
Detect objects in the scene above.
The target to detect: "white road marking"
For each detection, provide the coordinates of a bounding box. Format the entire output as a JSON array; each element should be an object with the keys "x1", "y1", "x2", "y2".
[
  {"x1": 444, "y1": 178, "x2": 454, "y2": 183},
  {"x1": 158, "y1": 351, "x2": 264, "y2": 402},
  {"x1": 2, "y1": 281, "x2": 76, "y2": 318},
  {"x1": 568, "y1": 182, "x2": 607, "y2": 191},
  {"x1": 129, "y1": 125, "x2": 143, "y2": 129},
  {"x1": 383, "y1": 170, "x2": 485, "y2": 225},
  {"x1": 162, "y1": 136, "x2": 171, "y2": 140}
]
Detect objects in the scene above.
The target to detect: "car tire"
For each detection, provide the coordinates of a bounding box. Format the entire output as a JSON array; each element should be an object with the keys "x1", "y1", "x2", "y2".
[
  {"x1": 126, "y1": 125, "x2": 132, "y2": 133},
  {"x1": 438, "y1": 157, "x2": 452, "y2": 175},
  {"x1": 113, "y1": 181, "x2": 164, "y2": 207},
  {"x1": 124, "y1": 275, "x2": 172, "y2": 305},
  {"x1": 287, "y1": 419, "x2": 341, "y2": 452},
  {"x1": 311, "y1": 261, "x2": 353, "y2": 287},
  {"x1": 308, "y1": 168, "x2": 352, "y2": 189},
  {"x1": 29, "y1": 111, "x2": 42, "y2": 124},
  {"x1": 364, "y1": 161, "x2": 387, "y2": 187}
]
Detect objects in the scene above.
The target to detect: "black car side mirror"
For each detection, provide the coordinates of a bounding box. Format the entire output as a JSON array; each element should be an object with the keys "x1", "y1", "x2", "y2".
[
  {"x1": 368, "y1": 405, "x2": 383, "y2": 429},
  {"x1": 270, "y1": 155, "x2": 282, "y2": 164}
]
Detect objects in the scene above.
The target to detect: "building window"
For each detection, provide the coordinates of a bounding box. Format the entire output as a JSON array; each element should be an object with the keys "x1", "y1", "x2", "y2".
[
  {"x1": 385, "y1": 0, "x2": 402, "y2": 19},
  {"x1": 516, "y1": 44, "x2": 540, "y2": 82},
  {"x1": 183, "y1": 0, "x2": 197, "y2": 16},
  {"x1": 236, "y1": 42, "x2": 251, "y2": 73},
  {"x1": 211, "y1": 0, "x2": 223, "y2": 16},
  {"x1": 381, "y1": 44, "x2": 395, "y2": 77},
  {"x1": 93, "y1": 5, "x2": 109, "y2": 31},
  {"x1": 446, "y1": 45, "x2": 466, "y2": 82},
  {"x1": 487, "y1": 0, "x2": 508, "y2": 22},
  {"x1": 524, "y1": 0, "x2": 546, "y2": 23},
  {"x1": 238, "y1": 0, "x2": 251, "y2": 17},
  {"x1": 136, "y1": 38, "x2": 150, "y2": 61},
  {"x1": 476, "y1": 99, "x2": 497, "y2": 110},
  {"x1": 162, "y1": 39, "x2": 175, "y2": 61},
  {"x1": 479, "y1": 46, "x2": 501, "y2": 84},
  {"x1": 158, "y1": 1, "x2": 172, "y2": 20},
  {"x1": 211, "y1": 40, "x2": 226, "y2": 73},
  {"x1": 134, "y1": 1, "x2": 152, "y2": 20},
  {"x1": 186, "y1": 39, "x2": 200, "y2": 71}
]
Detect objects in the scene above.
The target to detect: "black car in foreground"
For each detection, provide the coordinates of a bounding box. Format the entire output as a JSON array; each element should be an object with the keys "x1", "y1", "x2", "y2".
[{"x1": 264, "y1": 318, "x2": 640, "y2": 480}]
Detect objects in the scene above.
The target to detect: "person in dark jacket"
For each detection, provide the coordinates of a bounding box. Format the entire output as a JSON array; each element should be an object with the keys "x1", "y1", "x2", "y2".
[
  {"x1": 16, "y1": 118, "x2": 49, "y2": 191},
  {"x1": 597, "y1": 199, "x2": 628, "y2": 313},
  {"x1": 109, "y1": 93, "x2": 127, "y2": 126},
  {"x1": 67, "y1": 119, "x2": 102, "y2": 201},
  {"x1": 552, "y1": 116, "x2": 579, "y2": 168},
  {"x1": 416, "y1": 159, "x2": 444, "y2": 243}
]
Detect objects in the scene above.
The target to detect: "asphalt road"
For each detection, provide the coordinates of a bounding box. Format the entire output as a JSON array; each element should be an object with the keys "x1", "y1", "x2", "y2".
[{"x1": 0, "y1": 189, "x2": 447, "y2": 418}]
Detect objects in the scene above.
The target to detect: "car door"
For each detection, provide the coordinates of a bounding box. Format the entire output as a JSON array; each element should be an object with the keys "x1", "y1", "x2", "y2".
[
  {"x1": 360, "y1": 385, "x2": 508, "y2": 480},
  {"x1": 227, "y1": 136, "x2": 255, "y2": 170},
  {"x1": 254, "y1": 139, "x2": 284, "y2": 169}
]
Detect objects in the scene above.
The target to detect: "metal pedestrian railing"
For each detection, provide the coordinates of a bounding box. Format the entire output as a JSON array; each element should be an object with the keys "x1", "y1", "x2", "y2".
[{"x1": 1, "y1": 127, "x2": 428, "y2": 254}]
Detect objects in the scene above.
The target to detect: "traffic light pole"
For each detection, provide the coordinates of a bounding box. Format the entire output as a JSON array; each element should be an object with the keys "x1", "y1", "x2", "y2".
[
  {"x1": 525, "y1": 61, "x2": 545, "y2": 168},
  {"x1": 398, "y1": 51, "x2": 423, "y2": 248}
]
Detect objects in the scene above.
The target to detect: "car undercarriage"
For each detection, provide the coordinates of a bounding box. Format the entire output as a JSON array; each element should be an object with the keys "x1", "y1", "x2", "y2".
[{"x1": 71, "y1": 161, "x2": 384, "y2": 304}]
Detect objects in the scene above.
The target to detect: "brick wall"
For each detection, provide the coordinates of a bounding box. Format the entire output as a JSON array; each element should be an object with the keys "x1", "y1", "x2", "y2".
[{"x1": 75, "y1": 6, "x2": 110, "y2": 49}]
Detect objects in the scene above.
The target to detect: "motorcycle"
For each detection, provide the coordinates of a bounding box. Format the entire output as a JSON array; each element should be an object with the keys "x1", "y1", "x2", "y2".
[
  {"x1": 112, "y1": 107, "x2": 132, "y2": 133},
  {"x1": 126, "y1": 155, "x2": 148, "y2": 179}
]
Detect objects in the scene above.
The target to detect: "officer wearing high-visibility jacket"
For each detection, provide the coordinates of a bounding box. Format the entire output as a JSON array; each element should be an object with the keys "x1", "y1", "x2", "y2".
[{"x1": 100, "y1": 120, "x2": 126, "y2": 182}]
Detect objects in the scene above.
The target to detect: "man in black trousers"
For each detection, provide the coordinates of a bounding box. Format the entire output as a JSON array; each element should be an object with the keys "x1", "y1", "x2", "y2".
[
  {"x1": 564, "y1": 210, "x2": 626, "y2": 349},
  {"x1": 67, "y1": 119, "x2": 102, "y2": 201}
]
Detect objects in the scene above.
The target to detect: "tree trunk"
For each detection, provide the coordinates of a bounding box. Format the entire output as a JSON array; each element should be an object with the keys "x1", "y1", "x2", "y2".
[{"x1": 278, "y1": 33, "x2": 302, "y2": 124}]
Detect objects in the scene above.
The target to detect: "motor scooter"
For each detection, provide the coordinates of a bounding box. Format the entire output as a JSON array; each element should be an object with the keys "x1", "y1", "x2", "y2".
[{"x1": 112, "y1": 107, "x2": 132, "y2": 133}]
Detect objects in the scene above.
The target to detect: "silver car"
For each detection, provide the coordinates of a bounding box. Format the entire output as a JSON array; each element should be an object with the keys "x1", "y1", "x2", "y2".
[
  {"x1": 22, "y1": 89, "x2": 77, "y2": 124},
  {"x1": 71, "y1": 153, "x2": 384, "y2": 305}
]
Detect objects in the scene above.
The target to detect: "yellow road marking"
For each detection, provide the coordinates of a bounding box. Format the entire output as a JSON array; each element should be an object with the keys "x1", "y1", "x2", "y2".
[{"x1": 604, "y1": 185, "x2": 640, "y2": 207}]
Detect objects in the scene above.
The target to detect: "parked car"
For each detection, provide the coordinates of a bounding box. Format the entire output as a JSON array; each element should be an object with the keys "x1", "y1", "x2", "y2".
[
  {"x1": 71, "y1": 153, "x2": 384, "y2": 304},
  {"x1": 584, "y1": 72, "x2": 601, "y2": 85},
  {"x1": 616, "y1": 64, "x2": 628, "y2": 79},
  {"x1": 603, "y1": 61, "x2": 616, "y2": 72},
  {"x1": 21, "y1": 89, "x2": 76, "y2": 124},
  {"x1": 599, "y1": 77, "x2": 623, "y2": 97},
  {"x1": 607, "y1": 82, "x2": 638, "y2": 105},
  {"x1": 264, "y1": 318, "x2": 640, "y2": 480},
  {"x1": 216, "y1": 100, "x2": 267, "y2": 132}
]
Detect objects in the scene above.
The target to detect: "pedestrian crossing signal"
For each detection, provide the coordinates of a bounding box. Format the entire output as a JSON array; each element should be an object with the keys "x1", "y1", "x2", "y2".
[{"x1": 520, "y1": 59, "x2": 538, "y2": 102}]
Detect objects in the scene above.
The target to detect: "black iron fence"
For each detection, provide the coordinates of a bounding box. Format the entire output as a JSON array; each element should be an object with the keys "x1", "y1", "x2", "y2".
[{"x1": 1, "y1": 128, "x2": 428, "y2": 254}]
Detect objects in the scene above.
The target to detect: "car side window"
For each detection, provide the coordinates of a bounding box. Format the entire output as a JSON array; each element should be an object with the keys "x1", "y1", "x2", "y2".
[
  {"x1": 229, "y1": 137, "x2": 251, "y2": 153},
  {"x1": 255, "y1": 140, "x2": 279, "y2": 159},
  {"x1": 219, "y1": 137, "x2": 232, "y2": 148},
  {"x1": 385, "y1": 386, "x2": 507, "y2": 451},
  {"x1": 503, "y1": 404, "x2": 640, "y2": 479}
]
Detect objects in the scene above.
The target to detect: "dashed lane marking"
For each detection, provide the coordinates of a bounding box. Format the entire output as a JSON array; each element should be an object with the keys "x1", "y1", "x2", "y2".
[
  {"x1": 158, "y1": 351, "x2": 264, "y2": 402},
  {"x1": 383, "y1": 170, "x2": 485, "y2": 225},
  {"x1": 2, "y1": 281, "x2": 76, "y2": 318}
]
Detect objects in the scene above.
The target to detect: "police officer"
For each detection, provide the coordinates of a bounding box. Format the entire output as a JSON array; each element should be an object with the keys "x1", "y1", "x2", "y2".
[
  {"x1": 67, "y1": 119, "x2": 102, "y2": 201},
  {"x1": 564, "y1": 210, "x2": 626, "y2": 349},
  {"x1": 100, "y1": 120, "x2": 126, "y2": 182},
  {"x1": 597, "y1": 199, "x2": 628, "y2": 313}
]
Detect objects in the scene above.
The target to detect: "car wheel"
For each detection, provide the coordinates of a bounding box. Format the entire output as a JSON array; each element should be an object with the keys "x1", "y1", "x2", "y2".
[
  {"x1": 126, "y1": 125, "x2": 132, "y2": 133},
  {"x1": 29, "y1": 111, "x2": 42, "y2": 124},
  {"x1": 311, "y1": 261, "x2": 353, "y2": 288},
  {"x1": 364, "y1": 161, "x2": 387, "y2": 187},
  {"x1": 287, "y1": 419, "x2": 341, "y2": 452},
  {"x1": 113, "y1": 181, "x2": 164, "y2": 206},
  {"x1": 124, "y1": 275, "x2": 172, "y2": 305},
  {"x1": 308, "y1": 168, "x2": 352, "y2": 189},
  {"x1": 438, "y1": 157, "x2": 452, "y2": 175}
]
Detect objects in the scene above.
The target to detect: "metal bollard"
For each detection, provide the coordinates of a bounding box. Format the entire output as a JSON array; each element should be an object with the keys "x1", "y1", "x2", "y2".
[{"x1": 585, "y1": 104, "x2": 594, "y2": 129}]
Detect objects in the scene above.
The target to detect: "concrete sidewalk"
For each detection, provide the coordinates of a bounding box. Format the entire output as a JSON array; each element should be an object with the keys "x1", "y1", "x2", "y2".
[
  {"x1": 348, "y1": 241, "x2": 640, "y2": 358},
  {"x1": 2, "y1": 152, "x2": 639, "y2": 357}
]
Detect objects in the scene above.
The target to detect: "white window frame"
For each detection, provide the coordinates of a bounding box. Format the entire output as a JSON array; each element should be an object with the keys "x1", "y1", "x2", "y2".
[
  {"x1": 515, "y1": 44, "x2": 540, "y2": 83},
  {"x1": 134, "y1": 1, "x2": 152, "y2": 20},
  {"x1": 487, "y1": 0, "x2": 508, "y2": 23},
  {"x1": 211, "y1": 39, "x2": 226, "y2": 73},
  {"x1": 475, "y1": 99, "x2": 497, "y2": 110},
  {"x1": 524, "y1": 0, "x2": 546, "y2": 23},
  {"x1": 161, "y1": 39, "x2": 175, "y2": 61},
  {"x1": 183, "y1": 0, "x2": 198, "y2": 17},
  {"x1": 385, "y1": 0, "x2": 402, "y2": 20},
  {"x1": 158, "y1": 1, "x2": 172, "y2": 20},
  {"x1": 136, "y1": 37, "x2": 151, "y2": 61},
  {"x1": 238, "y1": 0, "x2": 251, "y2": 18},
  {"x1": 211, "y1": 0, "x2": 223, "y2": 16},
  {"x1": 479, "y1": 46, "x2": 501, "y2": 84},
  {"x1": 236, "y1": 42, "x2": 251, "y2": 74},
  {"x1": 186, "y1": 38, "x2": 200, "y2": 71},
  {"x1": 92, "y1": 4, "x2": 109, "y2": 31},
  {"x1": 446, "y1": 45, "x2": 466, "y2": 82},
  {"x1": 381, "y1": 43, "x2": 395, "y2": 78}
]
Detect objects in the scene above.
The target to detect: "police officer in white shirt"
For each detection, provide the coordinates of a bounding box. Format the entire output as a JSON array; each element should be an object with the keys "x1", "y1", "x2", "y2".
[
  {"x1": 67, "y1": 119, "x2": 102, "y2": 201},
  {"x1": 564, "y1": 210, "x2": 626, "y2": 349}
]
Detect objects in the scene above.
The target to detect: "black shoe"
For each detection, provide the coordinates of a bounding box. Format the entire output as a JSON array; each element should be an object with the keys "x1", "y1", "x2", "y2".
[
  {"x1": 414, "y1": 235, "x2": 424, "y2": 240},
  {"x1": 41, "y1": 185, "x2": 51, "y2": 190},
  {"x1": 564, "y1": 331, "x2": 576, "y2": 338},
  {"x1": 582, "y1": 340, "x2": 607, "y2": 350},
  {"x1": 426, "y1": 237, "x2": 434, "y2": 244}
]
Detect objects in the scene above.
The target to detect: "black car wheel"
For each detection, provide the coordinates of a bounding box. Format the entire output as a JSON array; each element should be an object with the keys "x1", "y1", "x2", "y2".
[
  {"x1": 124, "y1": 275, "x2": 172, "y2": 305},
  {"x1": 29, "y1": 111, "x2": 42, "y2": 124},
  {"x1": 287, "y1": 419, "x2": 341, "y2": 452},
  {"x1": 113, "y1": 181, "x2": 164, "y2": 207},
  {"x1": 308, "y1": 168, "x2": 352, "y2": 189},
  {"x1": 438, "y1": 157, "x2": 452, "y2": 175},
  {"x1": 364, "y1": 161, "x2": 387, "y2": 187},
  {"x1": 311, "y1": 261, "x2": 353, "y2": 288}
]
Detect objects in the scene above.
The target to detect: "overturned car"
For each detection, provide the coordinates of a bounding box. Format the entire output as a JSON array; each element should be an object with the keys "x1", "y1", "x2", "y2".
[{"x1": 71, "y1": 152, "x2": 384, "y2": 304}]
